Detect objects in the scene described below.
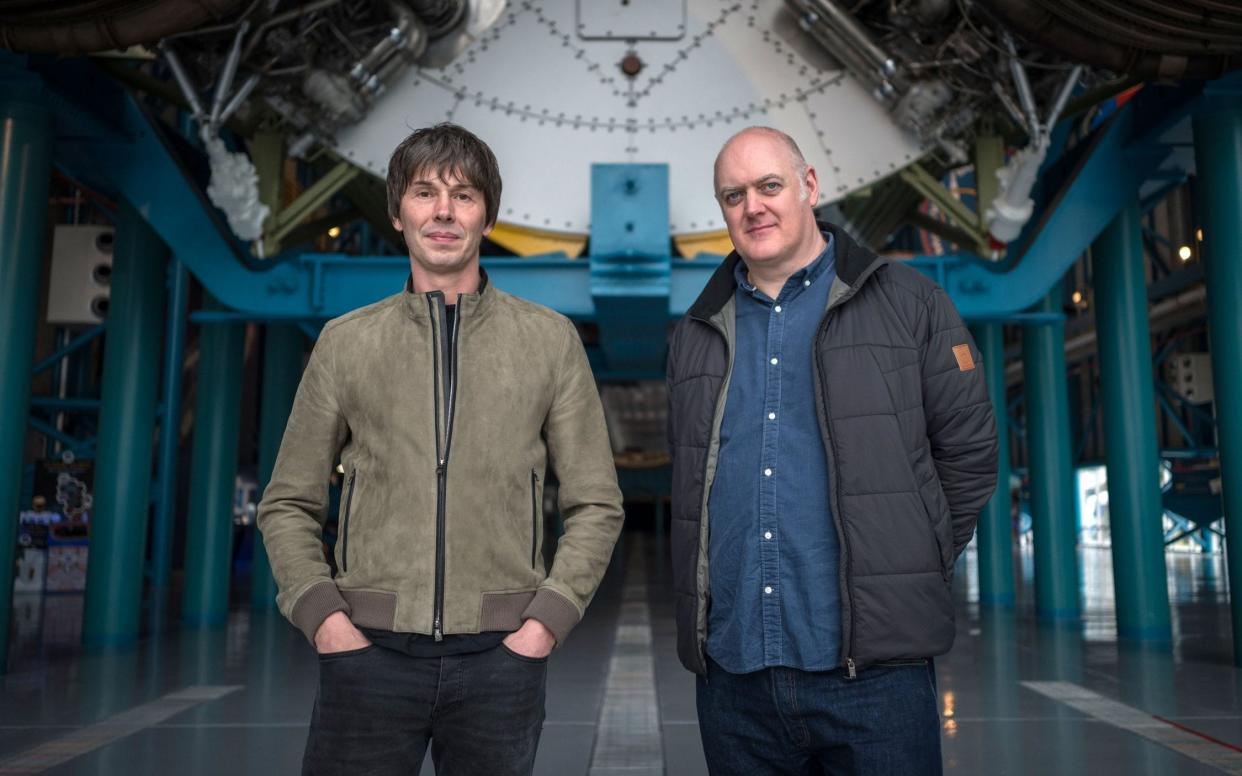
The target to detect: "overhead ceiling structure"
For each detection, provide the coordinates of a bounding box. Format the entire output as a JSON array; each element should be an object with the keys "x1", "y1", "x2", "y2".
[{"x1": 3, "y1": 0, "x2": 1238, "y2": 326}]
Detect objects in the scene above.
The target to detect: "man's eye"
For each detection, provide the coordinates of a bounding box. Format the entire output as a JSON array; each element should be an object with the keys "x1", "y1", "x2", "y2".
[
  {"x1": 455, "y1": 193, "x2": 473, "y2": 201},
  {"x1": 763, "y1": 182, "x2": 780, "y2": 192},
  {"x1": 724, "y1": 192, "x2": 741, "y2": 204},
  {"x1": 414, "y1": 190, "x2": 433, "y2": 198}
]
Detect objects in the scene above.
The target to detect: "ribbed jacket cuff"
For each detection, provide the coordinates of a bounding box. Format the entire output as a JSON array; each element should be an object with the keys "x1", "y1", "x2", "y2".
[
  {"x1": 291, "y1": 580, "x2": 350, "y2": 644},
  {"x1": 522, "y1": 588, "x2": 582, "y2": 646}
]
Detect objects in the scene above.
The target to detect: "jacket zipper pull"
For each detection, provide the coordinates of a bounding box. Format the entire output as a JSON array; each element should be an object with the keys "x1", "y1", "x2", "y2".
[
  {"x1": 436, "y1": 459, "x2": 446, "y2": 476},
  {"x1": 433, "y1": 616, "x2": 443, "y2": 642},
  {"x1": 846, "y1": 658, "x2": 856, "y2": 679}
]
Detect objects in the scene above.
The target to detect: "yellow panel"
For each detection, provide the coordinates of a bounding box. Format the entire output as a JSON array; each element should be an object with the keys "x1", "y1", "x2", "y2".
[
  {"x1": 489, "y1": 222, "x2": 587, "y2": 258},
  {"x1": 674, "y1": 230, "x2": 733, "y2": 259}
]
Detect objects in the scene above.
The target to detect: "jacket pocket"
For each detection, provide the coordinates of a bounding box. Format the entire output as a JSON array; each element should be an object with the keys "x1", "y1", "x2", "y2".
[
  {"x1": 341, "y1": 468, "x2": 357, "y2": 573},
  {"x1": 916, "y1": 479, "x2": 949, "y2": 580},
  {"x1": 530, "y1": 470, "x2": 540, "y2": 569}
]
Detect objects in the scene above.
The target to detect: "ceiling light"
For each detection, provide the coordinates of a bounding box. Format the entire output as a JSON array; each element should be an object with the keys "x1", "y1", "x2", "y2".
[
  {"x1": 327, "y1": 226, "x2": 341, "y2": 238},
  {"x1": 1071, "y1": 290, "x2": 1083, "y2": 304},
  {"x1": 1196, "y1": 228, "x2": 1204, "y2": 242},
  {"x1": 1178, "y1": 245, "x2": 1192, "y2": 261}
]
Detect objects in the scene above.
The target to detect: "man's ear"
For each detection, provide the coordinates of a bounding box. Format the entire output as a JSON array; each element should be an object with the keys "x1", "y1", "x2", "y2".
[
  {"x1": 804, "y1": 165, "x2": 820, "y2": 204},
  {"x1": 483, "y1": 220, "x2": 495, "y2": 237}
]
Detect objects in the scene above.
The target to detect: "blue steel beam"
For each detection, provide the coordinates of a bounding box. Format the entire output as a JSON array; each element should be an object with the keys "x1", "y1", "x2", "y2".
[
  {"x1": 151, "y1": 258, "x2": 189, "y2": 588},
  {"x1": 32, "y1": 60, "x2": 1232, "y2": 325},
  {"x1": 0, "y1": 64, "x2": 52, "y2": 671},
  {"x1": 1192, "y1": 81, "x2": 1242, "y2": 666},
  {"x1": 84, "y1": 200, "x2": 168, "y2": 647}
]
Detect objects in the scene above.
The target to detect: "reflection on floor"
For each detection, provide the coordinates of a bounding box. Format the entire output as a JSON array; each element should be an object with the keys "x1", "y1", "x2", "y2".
[{"x1": 2, "y1": 530, "x2": 1241, "y2": 775}]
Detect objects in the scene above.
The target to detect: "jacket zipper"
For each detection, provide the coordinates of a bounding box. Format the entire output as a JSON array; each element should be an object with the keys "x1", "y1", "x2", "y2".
[
  {"x1": 428, "y1": 293, "x2": 461, "y2": 642},
  {"x1": 814, "y1": 307, "x2": 858, "y2": 679},
  {"x1": 530, "y1": 470, "x2": 539, "y2": 568},
  {"x1": 340, "y1": 468, "x2": 357, "y2": 573}
]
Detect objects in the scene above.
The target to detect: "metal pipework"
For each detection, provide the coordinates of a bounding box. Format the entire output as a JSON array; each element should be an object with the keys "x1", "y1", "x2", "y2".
[
  {"x1": 986, "y1": 64, "x2": 1082, "y2": 243},
  {"x1": 804, "y1": 0, "x2": 897, "y2": 78},
  {"x1": 1045, "y1": 65, "x2": 1083, "y2": 131},
  {"x1": 209, "y1": 18, "x2": 249, "y2": 127},
  {"x1": 1004, "y1": 34, "x2": 1040, "y2": 138},
  {"x1": 351, "y1": 3, "x2": 428, "y2": 100},
  {"x1": 218, "y1": 72, "x2": 259, "y2": 126},
  {"x1": 792, "y1": 2, "x2": 896, "y2": 101},
  {"x1": 789, "y1": 0, "x2": 901, "y2": 101},
  {"x1": 159, "y1": 41, "x2": 206, "y2": 122}
]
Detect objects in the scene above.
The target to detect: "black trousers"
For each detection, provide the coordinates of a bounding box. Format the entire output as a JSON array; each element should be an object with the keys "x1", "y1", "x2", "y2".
[{"x1": 302, "y1": 643, "x2": 547, "y2": 776}]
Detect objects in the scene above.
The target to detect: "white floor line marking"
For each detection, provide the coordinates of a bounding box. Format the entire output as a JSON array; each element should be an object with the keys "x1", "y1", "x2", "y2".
[
  {"x1": 0, "y1": 685, "x2": 241, "y2": 774},
  {"x1": 589, "y1": 536, "x2": 663, "y2": 776},
  {"x1": 1022, "y1": 681, "x2": 1242, "y2": 775}
]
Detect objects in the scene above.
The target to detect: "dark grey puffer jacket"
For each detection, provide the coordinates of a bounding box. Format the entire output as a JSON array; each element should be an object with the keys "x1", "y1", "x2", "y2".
[{"x1": 667, "y1": 222, "x2": 998, "y2": 676}]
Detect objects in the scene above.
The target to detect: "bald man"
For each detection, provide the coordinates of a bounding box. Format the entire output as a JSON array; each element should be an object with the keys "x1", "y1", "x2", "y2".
[{"x1": 665, "y1": 127, "x2": 998, "y2": 775}]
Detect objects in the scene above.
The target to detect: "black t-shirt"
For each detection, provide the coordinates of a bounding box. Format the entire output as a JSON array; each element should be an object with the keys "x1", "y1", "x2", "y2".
[{"x1": 360, "y1": 627, "x2": 507, "y2": 657}]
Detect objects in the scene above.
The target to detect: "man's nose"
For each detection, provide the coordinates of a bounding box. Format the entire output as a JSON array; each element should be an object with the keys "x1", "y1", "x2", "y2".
[
  {"x1": 743, "y1": 191, "x2": 765, "y2": 217},
  {"x1": 434, "y1": 193, "x2": 453, "y2": 220}
]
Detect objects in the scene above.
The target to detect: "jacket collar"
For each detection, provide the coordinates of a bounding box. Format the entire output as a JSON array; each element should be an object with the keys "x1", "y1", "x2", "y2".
[
  {"x1": 687, "y1": 221, "x2": 884, "y2": 320},
  {"x1": 401, "y1": 267, "x2": 493, "y2": 322}
]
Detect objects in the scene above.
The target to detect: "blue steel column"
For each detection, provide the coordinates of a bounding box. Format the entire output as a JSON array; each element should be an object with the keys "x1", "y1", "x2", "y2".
[
  {"x1": 83, "y1": 202, "x2": 169, "y2": 646},
  {"x1": 1092, "y1": 201, "x2": 1172, "y2": 643},
  {"x1": 252, "y1": 324, "x2": 303, "y2": 609},
  {"x1": 0, "y1": 70, "x2": 52, "y2": 667},
  {"x1": 1023, "y1": 284, "x2": 1080, "y2": 621},
  {"x1": 182, "y1": 296, "x2": 245, "y2": 626},
  {"x1": 151, "y1": 259, "x2": 189, "y2": 588},
  {"x1": 972, "y1": 323, "x2": 1015, "y2": 606},
  {"x1": 1193, "y1": 98, "x2": 1242, "y2": 665}
]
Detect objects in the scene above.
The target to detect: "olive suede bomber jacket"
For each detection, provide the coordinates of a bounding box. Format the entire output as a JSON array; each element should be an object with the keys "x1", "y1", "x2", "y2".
[{"x1": 257, "y1": 275, "x2": 625, "y2": 647}]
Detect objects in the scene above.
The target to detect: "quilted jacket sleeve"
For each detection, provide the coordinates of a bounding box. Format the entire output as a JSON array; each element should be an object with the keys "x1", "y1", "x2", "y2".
[{"x1": 918, "y1": 286, "x2": 999, "y2": 558}]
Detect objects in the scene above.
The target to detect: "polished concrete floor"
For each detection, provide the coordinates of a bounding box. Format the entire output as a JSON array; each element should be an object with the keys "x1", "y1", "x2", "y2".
[{"x1": 3, "y1": 528, "x2": 1241, "y2": 775}]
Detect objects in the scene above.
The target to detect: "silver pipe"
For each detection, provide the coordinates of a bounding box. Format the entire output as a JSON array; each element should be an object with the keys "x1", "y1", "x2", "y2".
[
  {"x1": 992, "y1": 81, "x2": 1027, "y2": 131},
  {"x1": 795, "y1": 6, "x2": 890, "y2": 100},
  {"x1": 159, "y1": 42, "x2": 207, "y2": 122},
  {"x1": 1045, "y1": 64, "x2": 1083, "y2": 130},
  {"x1": 1003, "y1": 35, "x2": 1040, "y2": 138},
  {"x1": 210, "y1": 19, "x2": 250, "y2": 127},
  {"x1": 218, "y1": 73, "x2": 260, "y2": 125},
  {"x1": 806, "y1": 0, "x2": 897, "y2": 77}
]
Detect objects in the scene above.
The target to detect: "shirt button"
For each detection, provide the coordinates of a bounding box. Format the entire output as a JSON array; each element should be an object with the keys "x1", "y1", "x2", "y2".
[
  {"x1": 764, "y1": 586, "x2": 773, "y2": 595},
  {"x1": 768, "y1": 412, "x2": 776, "y2": 420},
  {"x1": 774, "y1": 305, "x2": 782, "y2": 313},
  {"x1": 803, "y1": 279, "x2": 811, "y2": 287},
  {"x1": 764, "y1": 468, "x2": 772, "y2": 476},
  {"x1": 770, "y1": 357, "x2": 778, "y2": 365},
  {"x1": 764, "y1": 531, "x2": 773, "y2": 540}
]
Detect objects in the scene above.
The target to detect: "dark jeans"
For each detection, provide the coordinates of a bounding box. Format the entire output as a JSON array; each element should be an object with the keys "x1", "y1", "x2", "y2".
[
  {"x1": 303, "y1": 642, "x2": 547, "y2": 776},
  {"x1": 697, "y1": 656, "x2": 941, "y2": 776}
]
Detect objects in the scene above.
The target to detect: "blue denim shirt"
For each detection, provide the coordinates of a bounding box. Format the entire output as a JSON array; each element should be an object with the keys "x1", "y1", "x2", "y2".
[{"x1": 706, "y1": 233, "x2": 842, "y2": 674}]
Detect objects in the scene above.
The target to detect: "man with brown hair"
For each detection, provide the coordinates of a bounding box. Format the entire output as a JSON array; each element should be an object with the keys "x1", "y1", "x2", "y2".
[{"x1": 259, "y1": 123, "x2": 624, "y2": 775}]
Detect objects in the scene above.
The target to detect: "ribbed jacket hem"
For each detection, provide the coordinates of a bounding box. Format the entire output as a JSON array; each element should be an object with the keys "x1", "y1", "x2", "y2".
[
  {"x1": 521, "y1": 588, "x2": 581, "y2": 646},
  {"x1": 291, "y1": 580, "x2": 350, "y2": 644}
]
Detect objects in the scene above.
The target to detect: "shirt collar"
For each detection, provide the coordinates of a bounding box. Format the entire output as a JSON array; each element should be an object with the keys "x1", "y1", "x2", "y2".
[{"x1": 734, "y1": 231, "x2": 836, "y2": 301}]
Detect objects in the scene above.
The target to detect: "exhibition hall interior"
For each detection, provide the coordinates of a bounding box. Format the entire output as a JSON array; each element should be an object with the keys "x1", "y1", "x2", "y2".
[{"x1": 1, "y1": 0, "x2": 1241, "y2": 773}]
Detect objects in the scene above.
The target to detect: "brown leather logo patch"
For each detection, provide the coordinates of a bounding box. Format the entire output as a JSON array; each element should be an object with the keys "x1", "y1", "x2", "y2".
[{"x1": 952, "y1": 344, "x2": 975, "y2": 372}]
